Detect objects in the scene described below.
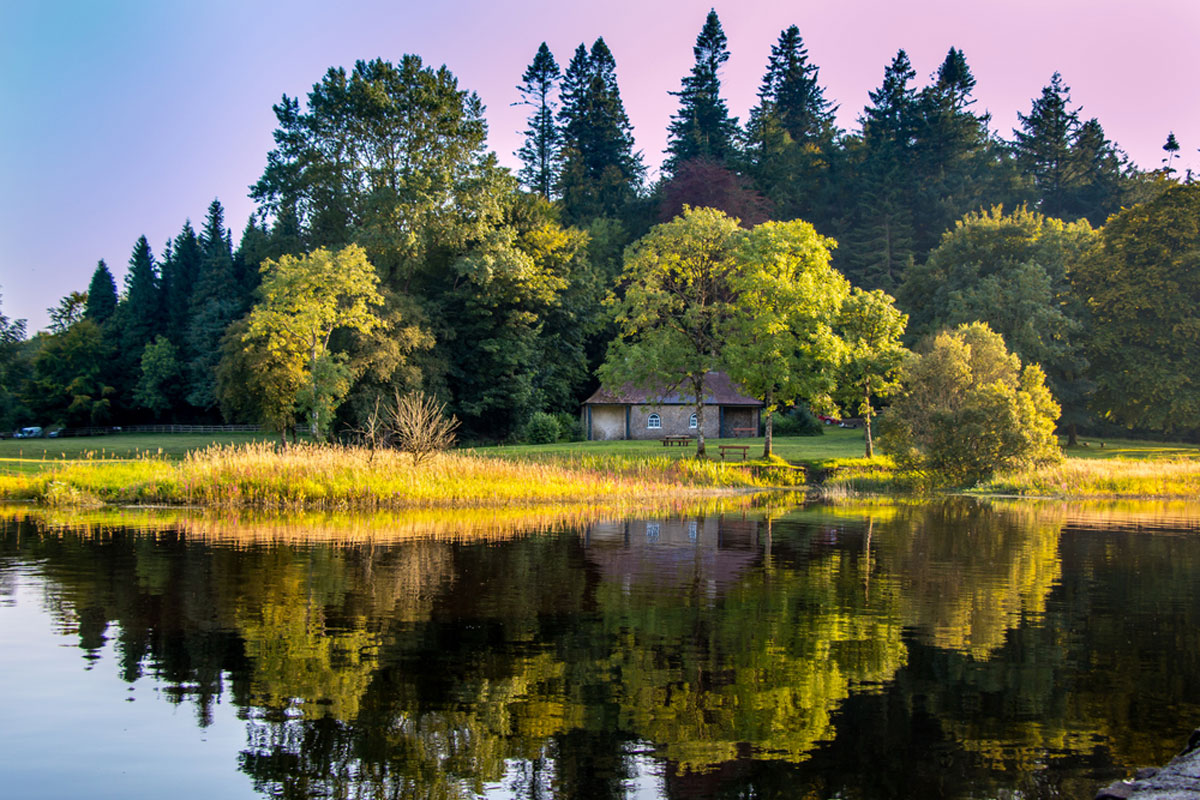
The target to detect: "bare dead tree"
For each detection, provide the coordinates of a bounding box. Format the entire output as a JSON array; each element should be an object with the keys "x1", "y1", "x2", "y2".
[{"x1": 388, "y1": 390, "x2": 460, "y2": 465}]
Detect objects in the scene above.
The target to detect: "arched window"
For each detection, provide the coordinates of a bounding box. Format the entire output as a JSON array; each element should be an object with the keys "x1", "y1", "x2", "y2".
[
  {"x1": 647, "y1": 413, "x2": 661, "y2": 429},
  {"x1": 689, "y1": 413, "x2": 698, "y2": 428}
]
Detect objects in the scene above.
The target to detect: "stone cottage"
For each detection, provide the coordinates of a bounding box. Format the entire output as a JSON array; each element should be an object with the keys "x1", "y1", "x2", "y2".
[{"x1": 581, "y1": 371, "x2": 762, "y2": 441}]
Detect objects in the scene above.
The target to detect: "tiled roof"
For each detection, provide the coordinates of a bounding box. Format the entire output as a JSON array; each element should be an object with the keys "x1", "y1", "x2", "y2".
[{"x1": 583, "y1": 371, "x2": 762, "y2": 407}]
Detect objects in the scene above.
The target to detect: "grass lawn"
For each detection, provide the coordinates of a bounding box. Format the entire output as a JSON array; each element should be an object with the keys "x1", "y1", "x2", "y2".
[
  {"x1": 1059, "y1": 437, "x2": 1200, "y2": 460},
  {"x1": 0, "y1": 432, "x2": 279, "y2": 475},
  {"x1": 472, "y1": 427, "x2": 871, "y2": 466}
]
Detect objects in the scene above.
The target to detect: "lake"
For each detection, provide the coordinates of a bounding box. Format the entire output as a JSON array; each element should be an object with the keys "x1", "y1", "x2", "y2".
[{"x1": 2, "y1": 499, "x2": 1198, "y2": 799}]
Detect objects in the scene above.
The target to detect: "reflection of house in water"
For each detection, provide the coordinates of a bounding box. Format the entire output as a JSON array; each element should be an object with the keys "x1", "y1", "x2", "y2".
[{"x1": 584, "y1": 517, "x2": 762, "y2": 597}]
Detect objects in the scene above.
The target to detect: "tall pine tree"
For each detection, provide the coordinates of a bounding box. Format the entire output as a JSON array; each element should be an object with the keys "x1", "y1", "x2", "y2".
[
  {"x1": 515, "y1": 43, "x2": 561, "y2": 198},
  {"x1": 84, "y1": 260, "x2": 118, "y2": 324},
  {"x1": 842, "y1": 50, "x2": 920, "y2": 290},
  {"x1": 186, "y1": 199, "x2": 239, "y2": 412},
  {"x1": 744, "y1": 24, "x2": 839, "y2": 225},
  {"x1": 664, "y1": 9, "x2": 739, "y2": 173},
  {"x1": 1014, "y1": 72, "x2": 1080, "y2": 219},
  {"x1": 557, "y1": 38, "x2": 644, "y2": 223}
]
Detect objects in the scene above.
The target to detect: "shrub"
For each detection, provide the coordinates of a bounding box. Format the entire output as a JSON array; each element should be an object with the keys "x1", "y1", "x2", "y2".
[
  {"x1": 880, "y1": 322, "x2": 1061, "y2": 487},
  {"x1": 773, "y1": 406, "x2": 823, "y2": 437},
  {"x1": 552, "y1": 411, "x2": 584, "y2": 442},
  {"x1": 390, "y1": 390, "x2": 460, "y2": 464},
  {"x1": 524, "y1": 412, "x2": 561, "y2": 444}
]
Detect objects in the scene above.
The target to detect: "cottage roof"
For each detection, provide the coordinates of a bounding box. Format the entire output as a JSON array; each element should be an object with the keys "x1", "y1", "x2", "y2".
[{"x1": 583, "y1": 371, "x2": 762, "y2": 407}]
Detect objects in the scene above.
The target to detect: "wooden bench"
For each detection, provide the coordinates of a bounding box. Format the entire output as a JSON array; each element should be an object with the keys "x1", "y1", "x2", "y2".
[
  {"x1": 661, "y1": 435, "x2": 694, "y2": 447},
  {"x1": 718, "y1": 444, "x2": 750, "y2": 461},
  {"x1": 731, "y1": 427, "x2": 757, "y2": 438}
]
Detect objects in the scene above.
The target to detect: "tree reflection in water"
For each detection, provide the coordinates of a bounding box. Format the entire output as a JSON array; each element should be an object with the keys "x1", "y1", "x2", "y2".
[{"x1": 3, "y1": 499, "x2": 1200, "y2": 799}]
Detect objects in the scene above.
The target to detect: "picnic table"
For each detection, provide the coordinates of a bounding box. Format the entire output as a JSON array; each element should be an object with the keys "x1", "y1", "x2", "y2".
[
  {"x1": 718, "y1": 443, "x2": 750, "y2": 461},
  {"x1": 661, "y1": 434, "x2": 694, "y2": 447}
]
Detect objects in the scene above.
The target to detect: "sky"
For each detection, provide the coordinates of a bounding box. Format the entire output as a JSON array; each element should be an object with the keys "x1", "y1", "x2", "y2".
[{"x1": 2, "y1": 0, "x2": 1197, "y2": 332}]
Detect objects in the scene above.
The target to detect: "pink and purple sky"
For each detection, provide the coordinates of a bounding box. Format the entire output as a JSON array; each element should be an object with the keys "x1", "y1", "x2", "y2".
[{"x1": 2, "y1": 0, "x2": 1197, "y2": 332}]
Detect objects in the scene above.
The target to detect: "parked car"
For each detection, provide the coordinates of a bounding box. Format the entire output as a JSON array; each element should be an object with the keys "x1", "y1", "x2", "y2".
[{"x1": 14, "y1": 426, "x2": 44, "y2": 439}]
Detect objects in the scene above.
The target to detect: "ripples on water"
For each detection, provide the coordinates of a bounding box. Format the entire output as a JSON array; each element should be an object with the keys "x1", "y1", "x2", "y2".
[{"x1": 1, "y1": 499, "x2": 1199, "y2": 800}]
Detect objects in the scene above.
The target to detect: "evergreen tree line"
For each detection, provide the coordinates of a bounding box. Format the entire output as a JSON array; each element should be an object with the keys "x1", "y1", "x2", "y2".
[{"x1": 0, "y1": 12, "x2": 1196, "y2": 442}]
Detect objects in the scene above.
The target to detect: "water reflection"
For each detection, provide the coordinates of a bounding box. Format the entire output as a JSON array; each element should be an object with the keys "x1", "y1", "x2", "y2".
[{"x1": 2, "y1": 500, "x2": 1200, "y2": 799}]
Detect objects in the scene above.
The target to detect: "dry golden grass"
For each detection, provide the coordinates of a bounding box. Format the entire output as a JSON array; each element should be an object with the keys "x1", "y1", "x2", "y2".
[
  {"x1": 0, "y1": 442, "x2": 764, "y2": 511},
  {"x1": 980, "y1": 457, "x2": 1200, "y2": 498}
]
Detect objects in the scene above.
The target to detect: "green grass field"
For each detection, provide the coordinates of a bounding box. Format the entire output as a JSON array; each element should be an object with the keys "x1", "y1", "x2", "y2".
[{"x1": 0, "y1": 433, "x2": 279, "y2": 475}]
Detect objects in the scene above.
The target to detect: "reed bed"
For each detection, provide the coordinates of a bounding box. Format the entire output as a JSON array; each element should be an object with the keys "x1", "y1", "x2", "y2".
[
  {"x1": 979, "y1": 457, "x2": 1200, "y2": 498},
  {"x1": 0, "y1": 442, "x2": 763, "y2": 510}
]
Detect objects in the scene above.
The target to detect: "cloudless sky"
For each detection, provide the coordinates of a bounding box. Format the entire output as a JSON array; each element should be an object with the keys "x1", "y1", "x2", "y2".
[{"x1": 3, "y1": 0, "x2": 1197, "y2": 331}]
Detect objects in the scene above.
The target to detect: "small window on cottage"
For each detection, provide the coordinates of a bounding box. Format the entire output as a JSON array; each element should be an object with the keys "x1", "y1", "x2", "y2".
[
  {"x1": 647, "y1": 413, "x2": 661, "y2": 429},
  {"x1": 689, "y1": 413, "x2": 698, "y2": 428}
]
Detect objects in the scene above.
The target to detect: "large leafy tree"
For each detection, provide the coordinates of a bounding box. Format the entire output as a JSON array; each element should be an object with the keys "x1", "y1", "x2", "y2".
[
  {"x1": 252, "y1": 56, "x2": 500, "y2": 290},
  {"x1": 1072, "y1": 183, "x2": 1200, "y2": 434},
  {"x1": 600, "y1": 206, "x2": 743, "y2": 457},
  {"x1": 556, "y1": 39, "x2": 644, "y2": 224},
  {"x1": 24, "y1": 320, "x2": 116, "y2": 427},
  {"x1": 665, "y1": 10, "x2": 738, "y2": 173},
  {"x1": 835, "y1": 288, "x2": 909, "y2": 457},
  {"x1": 881, "y1": 322, "x2": 1060, "y2": 486},
  {"x1": 244, "y1": 244, "x2": 384, "y2": 438},
  {"x1": 515, "y1": 43, "x2": 561, "y2": 198},
  {"x1": 0, "y1": 291, "x2": 29, "y2": 430},
  {"x1": 900, "y1": 206, "x2": 1096, "y2": 442},
  {"x1": 723, "y1": 219, "x2": 848, "y2": 457}
]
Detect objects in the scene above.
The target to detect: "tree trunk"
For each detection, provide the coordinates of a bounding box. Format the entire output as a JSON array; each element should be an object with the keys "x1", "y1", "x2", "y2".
[
  {"x1": 694, "y1": 376, "x2": 707, "y2": 458},
  {"x1": 1067, "y1": 422, "x2": 1078, "y2": 447},
  {"x1": 863, "y1": 379, "x2": 874, "y2": 458},
  {"x1": 763, "y1": 388, "x2": 774, "y2": 459}
]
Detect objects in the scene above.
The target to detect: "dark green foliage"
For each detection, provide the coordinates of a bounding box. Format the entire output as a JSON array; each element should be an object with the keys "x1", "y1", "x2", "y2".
[
  {"x1": 1073, "y1": 183, "x2": 1200, "y2": 434},
  {"x1": 47, "y1": 292, "x2": 88, "y2": 334},
  {"x1": 0, "y1": 291, "x2": 30, "y2": 430},
  {"x1": 773, "y1": 406, "x2": 823, "y2": 437},
  {"x1": 84, "y1": 261, "x2": 118, "y2": 324},
  {"x1": 1162, "y1": 131, "x2": 1180, "y2": 176},
  {"x1": 743, "y1": 25, "x2": 839, "y2": 226},
  {"x1": 516, "y1": 43, "x2": 561, "y2": 198},
  {"x1": 186, "y1": 200, "x2": 240, "y2": 411},
  {"x1": 133, "y1": 335, "x2": 183, "y2": 418},
  {"x1": 161, "y1": 221, "x2": 202, "y2": 349},
  {"x1": 24, "y1": 320, "x2": 117, "y2": 427},
  {"x1": 1014, "y1": 73, "x2": 1131, "y2": 225},
  {"x1": 840, "y1": 51, "x2": 920, "y2": 289},
  {"x1": 556, "y1": 39, "x2": 644, "y2": 224},
  {"x1": 664, "y1": 10, "x2": 738, "y2": 173}
]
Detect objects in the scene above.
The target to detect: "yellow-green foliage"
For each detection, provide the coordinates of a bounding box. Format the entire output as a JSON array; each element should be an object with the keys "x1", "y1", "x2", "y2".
[{"x1": 980, "y1": 457, "x2": 1200, "y2": 498}]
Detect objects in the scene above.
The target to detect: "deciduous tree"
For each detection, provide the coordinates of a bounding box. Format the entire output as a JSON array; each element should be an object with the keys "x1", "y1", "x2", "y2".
[
  {"x1": 835, "y1": 288, "x2": 909, "y2": 457},
  {"x1": 244, "y1": 244, "x2": 385, "y2": 438},
  {"x1": 600, "y1": 207, "x2": 743, "y2": 457}
]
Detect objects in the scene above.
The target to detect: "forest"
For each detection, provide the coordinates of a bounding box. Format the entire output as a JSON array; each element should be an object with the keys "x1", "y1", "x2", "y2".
[{"x1": 1, "y1": 11, "x2": 1197, "y2": 444}]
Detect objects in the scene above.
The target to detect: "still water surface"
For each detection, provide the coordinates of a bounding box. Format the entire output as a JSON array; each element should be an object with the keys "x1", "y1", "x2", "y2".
[{"x1": 1, "y1": 500, "x2": 1199, "y2": 799}]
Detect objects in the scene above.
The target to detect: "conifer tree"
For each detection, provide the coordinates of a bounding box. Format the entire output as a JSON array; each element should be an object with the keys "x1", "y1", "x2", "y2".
[
  {"x1": 84, "y1": 260, "x2": 118, "y2": 324},
  {"x1": 515, "y1": 43, "x2": 561, "y2": 198},
  {"x1": 557, "y1": 38, "x2": 644, "y2": 223},
  {"x1": 842, "y1": 51, "x2": 920, "y2": 289},
  {"x1": 1014, "y1": 73, "x2": 1080, "y2": 218},
  {"x1": 665, "y1": 9, "x2": 738, "y2": 173},
  {"x1": 744, "y1": 24, "x2": 839, "y2": 225},
  {"x1": 119, "y1": 236, "x2": 163, "y2": 354},
  {"x1": 161, "y1": 220, "x2": 202, "y2": 354},
  {"x1": 186, "y1": 199, "x2": 239, "y2": 412},
  {"x1": 1163, "y1": 131, "x2": 1180, "y2": 177}
]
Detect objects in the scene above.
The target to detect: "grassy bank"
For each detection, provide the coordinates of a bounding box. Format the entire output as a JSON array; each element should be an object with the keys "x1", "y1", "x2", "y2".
[
  {"x1": 2, "y1": 429, "x2": 1197, "y2": 508},
  {"x1": 0, "y1": 442, "x2": 773, "y2": 511}
]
